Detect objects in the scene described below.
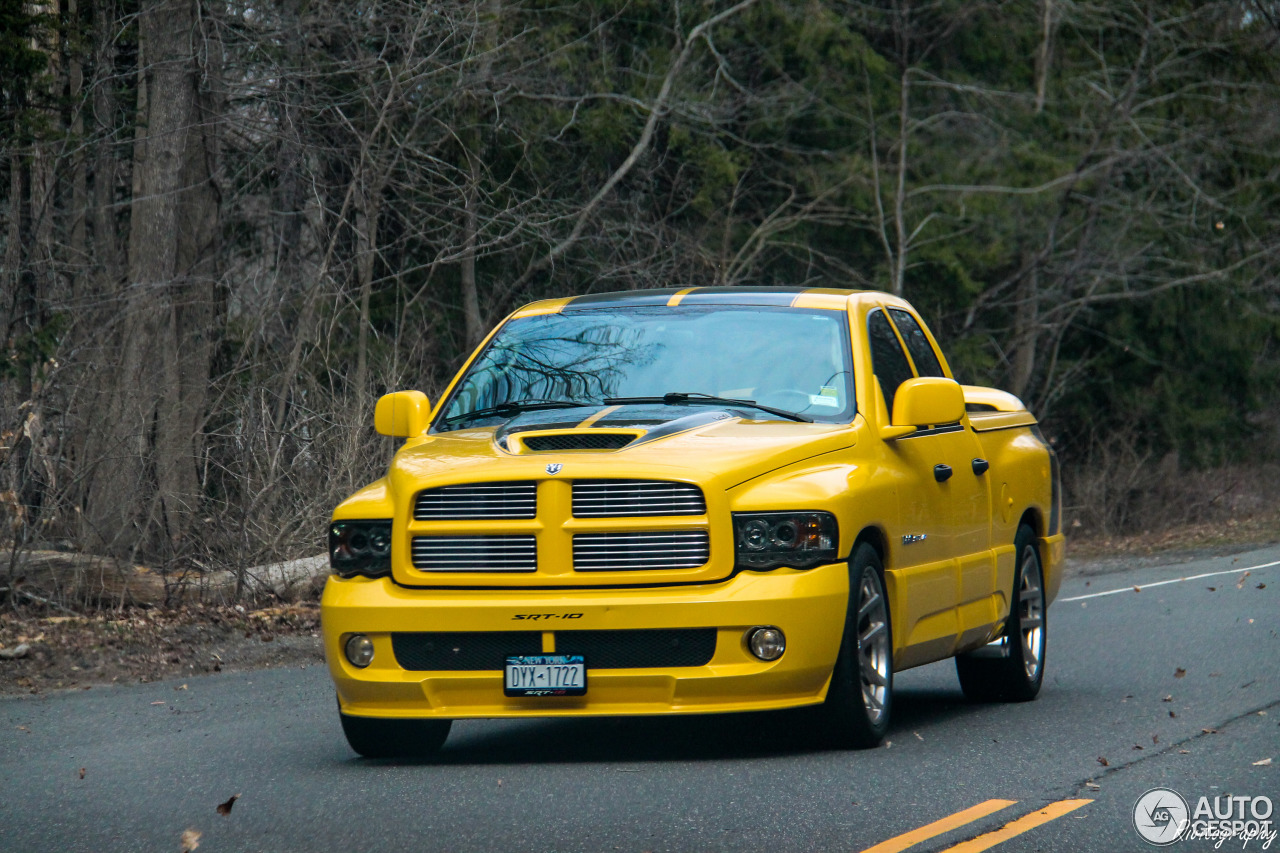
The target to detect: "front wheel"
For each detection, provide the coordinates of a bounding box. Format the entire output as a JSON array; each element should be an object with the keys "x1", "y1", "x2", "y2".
[
  {"x1": 955, "y1": 524, "x2": 1046, "y2": 702},
  {"x1": 818, "y1": 543, "x2": 893, "y2": 748},
  {"x1": 339, "y1": 711, "x2": 452, "y2": 758}
]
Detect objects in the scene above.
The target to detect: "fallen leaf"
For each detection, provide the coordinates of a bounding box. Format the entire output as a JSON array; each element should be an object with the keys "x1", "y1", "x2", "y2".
[
  {"x1": 1257, "y1": 583, "x2": 1266, "y2": 589},
  {"x1": 1237, "y1": 572, "x2": 1250, "y2": 589},
  {"x1": 1179, "y1": 749, "x2": 1190, "y2": 754},
  {"x1": 1207, "y1": 587, "x2": 1216, "y2": 592},
  {"x1": 914, "y1": 731, "x2": 923, "y2": 741},
  {"x1": 1133, "y1": 744, "x2": 1144, "y2": 750},
  {"x1": 1254, "y1": 759, "x2": 1273, "y2": 767},
  {"x1": 1202, "y1": 728, "x2": 1218, "y2": 734},
  {"x1": 1163, "y1": 695, "x2": 1173, "y2": 702},
  {"x1": 1098, "y1": 756, "x2": 1110, "y2": 766},
  {"x1": 1175, "y1": 668, "x2": 1186, "y2": 678},
  {"x1": 1170, "y1": 711, "x2": 1178, "y2": 718},
  {"x1": 181, "y1": 828, "x2": 201, "y2": 852},
  {"x1": 1133, "y1": 585, "x2": 1141, "y2": 593},
  {"x1": 1153, "y1": 735, "x2": 1159, "y2": 744},
  {"x1": 78, "y1": 768, "x2": 85, "y2": 780},
  {"x1": 497, "y1": 779, "x2": 503, "y2": 787},
  {"x1": 176, "y1": 684, "x2": 188, "y2": 691},
  {"x1": 1085, "y1": 782, "x2": 1101, "y2": 790},
  {"x1": 216, "y1": 794, "x2": 240, "y2": 816}
]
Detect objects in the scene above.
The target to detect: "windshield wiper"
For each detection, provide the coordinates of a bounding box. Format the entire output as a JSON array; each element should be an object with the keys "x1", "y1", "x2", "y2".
[
  {"x1": 442, "y1": 399, "x2": 592, "y2": 426},
  {"x1": 603, "y1": 392, "x2": 812, "y2": 423}
]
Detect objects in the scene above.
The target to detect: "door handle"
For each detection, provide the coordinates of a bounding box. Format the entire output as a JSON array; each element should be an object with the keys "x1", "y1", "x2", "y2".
[
  {"x1": 933, "y1": 464, "x2": 953, "y2": 482},
  {"x1": 972, "y1": 458, "x2": 989, "y2": 475}
]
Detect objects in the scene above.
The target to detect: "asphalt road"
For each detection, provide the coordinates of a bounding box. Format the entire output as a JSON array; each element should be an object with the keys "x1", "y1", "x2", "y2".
[{"x1": 3, "y1": 545, "x2": 1277, "y2": 853}]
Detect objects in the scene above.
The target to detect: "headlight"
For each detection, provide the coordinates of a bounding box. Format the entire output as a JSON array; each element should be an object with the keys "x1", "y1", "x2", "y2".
[
  {"x1": 329, "y1": 520, "x2": 392, "y2": 578},
  {"x1": 732, "y1": 511, "x2": 838, "y2": 570}
]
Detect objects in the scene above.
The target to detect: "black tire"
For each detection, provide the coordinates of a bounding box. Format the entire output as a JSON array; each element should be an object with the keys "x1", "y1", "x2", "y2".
[
  {"x1": 818, "y1": 542, "x2": 893, "y2": 749},
  {"x1": 339, "y1": 711, "x2": 452, "y2": 758},
  {"x1": 955, "y1": 524, "x2": 1046, "y2": 702}
]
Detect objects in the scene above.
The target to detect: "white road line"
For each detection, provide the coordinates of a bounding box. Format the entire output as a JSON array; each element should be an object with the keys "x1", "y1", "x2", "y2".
[{"x1": 1060, "y1": 559, "x2": 1280, "y2": 602}]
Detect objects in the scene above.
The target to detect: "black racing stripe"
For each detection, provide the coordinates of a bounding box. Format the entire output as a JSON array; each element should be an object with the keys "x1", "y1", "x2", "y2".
[
  {"x1": 678, "y1": 286, "x2": 809, "y2": 306},
  {"x1": 626, "y1": 409, "x2": 736, "y2": 447},
  {"x1": 562, "y1": 288, "x2": 685, "y2": 310},
  {"x1": 562, "y1": 286, "x2": 823, "y2": 311}
]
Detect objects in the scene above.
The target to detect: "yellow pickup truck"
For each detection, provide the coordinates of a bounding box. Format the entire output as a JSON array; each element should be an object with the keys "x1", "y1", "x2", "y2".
[{"x1": 322, "y1": 287, "x2": 1064, "y2": 756}]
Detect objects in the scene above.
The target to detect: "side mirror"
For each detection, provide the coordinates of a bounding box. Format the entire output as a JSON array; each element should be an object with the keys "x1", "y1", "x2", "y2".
[
  {"x1": 890, "y1": 377, "x2": 965, "y2": 431},
  {"x1": 374, "y1": 390, "x2": 432, "y2": 437}
]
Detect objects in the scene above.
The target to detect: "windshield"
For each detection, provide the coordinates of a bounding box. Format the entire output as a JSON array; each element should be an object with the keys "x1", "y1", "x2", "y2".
[{"x1": 435, "y1": 305, "x2": 855, "y2": 431}]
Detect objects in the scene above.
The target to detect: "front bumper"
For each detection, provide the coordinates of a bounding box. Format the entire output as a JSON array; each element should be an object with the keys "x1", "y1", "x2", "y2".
[{"x1": 322, "y1": 563, "x2": 850, "y2": 720}]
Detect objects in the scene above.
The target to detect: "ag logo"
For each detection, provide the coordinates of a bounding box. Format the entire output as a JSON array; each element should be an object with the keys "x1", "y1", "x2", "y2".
[
  {"x1": 545, "y1": 463, "x2": 563, "y2": 475},
  {"x1": 1134, "y1": 787, "x2": 1189, "y2": 846}
]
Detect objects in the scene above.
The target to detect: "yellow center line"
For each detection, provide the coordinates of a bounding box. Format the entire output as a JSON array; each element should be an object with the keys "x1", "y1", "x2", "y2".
[
  {"x1": 575, "y1": 405, "x2": 620, "y2": 428},
  {"x1": 936, "y1": 799, "x2": 1093, "y2": 853},
  {"x1": 666, "y1": 287, "x2": 697, "y2": 306},
  {"x1": 859, "y1": 800, "x2": 1018, "y2": 853}
]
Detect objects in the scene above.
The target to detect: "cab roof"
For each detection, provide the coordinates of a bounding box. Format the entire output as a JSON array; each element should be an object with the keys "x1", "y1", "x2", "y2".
[{"x1": 513, "y1": 286, "x2": 910, "y2": 317}]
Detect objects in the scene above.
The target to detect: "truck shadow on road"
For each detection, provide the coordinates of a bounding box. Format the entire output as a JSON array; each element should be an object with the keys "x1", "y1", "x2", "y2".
[{"x1": 348, "y1": 687, "x2": 988, "y2": 766}]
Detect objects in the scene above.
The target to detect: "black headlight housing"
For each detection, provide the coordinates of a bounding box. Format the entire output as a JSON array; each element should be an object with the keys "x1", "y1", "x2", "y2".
[
  {"x1": 329, "y1": 519, "x2": 392, "y2": 578},
  {"x1": 733, "y1": 511, "x2": 838, "y2": 570}
]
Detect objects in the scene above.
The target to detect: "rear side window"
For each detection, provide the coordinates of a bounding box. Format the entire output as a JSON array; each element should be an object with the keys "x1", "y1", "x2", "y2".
[
  {"x1": 868, "y1": 309, "x2": 914, "y2": 414},
  {"x1": 888, "y1": 309, "x2": 945, "y2": 378}
]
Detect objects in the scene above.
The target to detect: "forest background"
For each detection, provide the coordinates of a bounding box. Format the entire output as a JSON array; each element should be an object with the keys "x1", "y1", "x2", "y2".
[{"x1": 4, "y1": 0, "x2": 1280, "y2": 606}]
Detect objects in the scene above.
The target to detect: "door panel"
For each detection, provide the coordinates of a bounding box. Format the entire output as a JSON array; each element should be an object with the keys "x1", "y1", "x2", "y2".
[{"x1": 888, "y1": 426, "x2": 993, "y2": 665}]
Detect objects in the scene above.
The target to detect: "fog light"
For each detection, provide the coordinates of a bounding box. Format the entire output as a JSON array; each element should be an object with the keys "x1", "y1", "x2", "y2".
[
  {"x1": 344, "y1": 634, "x2": 374, "y2": 668},
  {"x1": 747, "y1": 626, "x2": 786, "y2": 661}
]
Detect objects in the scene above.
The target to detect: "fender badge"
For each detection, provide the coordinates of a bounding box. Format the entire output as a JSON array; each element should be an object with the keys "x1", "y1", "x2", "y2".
[
  {"x1": 902, "y1": 533, "x2": 928, "y2": 545},
  {"x1": 546, "y1": 463, "x2": 563, "y2": 475}
]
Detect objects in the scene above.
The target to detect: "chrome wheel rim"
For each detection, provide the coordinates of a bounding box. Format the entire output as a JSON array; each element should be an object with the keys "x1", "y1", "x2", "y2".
[
  {"x1": 856, "y1": 570, "x2": 890, "y2": 724},
  {"x1": 1018, "y1": 545, "x2": 1045, "y2": 681}
]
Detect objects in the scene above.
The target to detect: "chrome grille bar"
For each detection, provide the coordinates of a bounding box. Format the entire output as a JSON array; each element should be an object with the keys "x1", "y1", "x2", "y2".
[
  {"x1": 572, "y1": 480, "x2": 706, "y2": 517},
  {"x1": 414, "y1": 482, "x2": 536, "y2": 520},
  {"x1": 411, "y1": 535, "x2": 537, "y2": 572},
  {"x1": 573, "y1": 531, "x2": 710, "y2": 571}
]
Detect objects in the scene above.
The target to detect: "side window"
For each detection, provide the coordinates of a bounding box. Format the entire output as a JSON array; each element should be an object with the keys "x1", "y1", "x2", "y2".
[
  {"x1": 868, "y1": 309, "x2": 914, "y2": 415},
  {"x1": 888, "y1": 308, "x2": 945, "y2": 378}
]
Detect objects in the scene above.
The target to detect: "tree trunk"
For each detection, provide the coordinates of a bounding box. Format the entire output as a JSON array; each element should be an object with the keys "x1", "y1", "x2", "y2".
[
  {"x1": 1034, "y1": 0, "x2": 1054, "y2": 114},
  {"x1": 83, "y1": 0, "x2": 220, "y2": 561},
  {"x1": 1009, "y1": 256, "x2": 1039, "y2": 399}
]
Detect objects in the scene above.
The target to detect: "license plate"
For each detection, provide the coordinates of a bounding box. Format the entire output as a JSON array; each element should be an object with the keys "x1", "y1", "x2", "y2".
[{"x1": 504, "y1": 655, "x2": 587, "y2": 697}]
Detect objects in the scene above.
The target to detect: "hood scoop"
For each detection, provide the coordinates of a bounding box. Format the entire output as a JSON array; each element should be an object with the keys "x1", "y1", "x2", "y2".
[{"x1": 507, "y1": 430, "x2": 641, "y2": 453}]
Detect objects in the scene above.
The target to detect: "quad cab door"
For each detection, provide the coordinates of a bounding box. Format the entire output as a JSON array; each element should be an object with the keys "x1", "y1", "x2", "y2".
[{"x1": 866, "y1": 307, "x2": 996, "y2": 669}]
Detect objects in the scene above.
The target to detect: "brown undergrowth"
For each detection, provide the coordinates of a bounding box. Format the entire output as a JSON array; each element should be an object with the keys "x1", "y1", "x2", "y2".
[{"x1": 0, "y1": 602, "x2": 324, "y2": 696}]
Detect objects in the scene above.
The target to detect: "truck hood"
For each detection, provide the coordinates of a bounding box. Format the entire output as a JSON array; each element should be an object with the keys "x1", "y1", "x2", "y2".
[{"x1": 390, "y1": 404, "x2": 857, "y2": 491}]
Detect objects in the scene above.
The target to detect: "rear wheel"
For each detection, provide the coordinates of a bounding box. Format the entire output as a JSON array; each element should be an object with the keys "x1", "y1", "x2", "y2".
[
  {"x1": 339, "y1": 710, "x2": 452, "y2": 758},
  {"x1": 818, "y1": 543, "x2": 892, "y2": 748},
  {"x1": 955, "y1": 524, "x2": 1046, "y2": 702}
]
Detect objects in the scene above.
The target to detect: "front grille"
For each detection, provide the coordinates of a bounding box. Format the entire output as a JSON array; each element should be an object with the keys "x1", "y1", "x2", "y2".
[
  {"x1": 413, "y1": 482, "x2": 536, "y2": 520},
  {"x1": 522, "y1": 433, "x2": 634, "y2": 451},
  {"x1": 556, "y1": 629, "x2": 717, "y2": 668},
  {"x1": 392, "y1": 631, "x2": 541, "y2": 670},
  {"x1": 389, "y1": 629, "x2": 716, "y2": 670},
  {"x1": 573, "y1": 531, "x2": 710, "y2": 571},
  {"x1": 411, "y1": 535, "x2": 537, "y2": 572},
  {"x1": 572, "y1": 480, "x2": 706, "y2": 517}
]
